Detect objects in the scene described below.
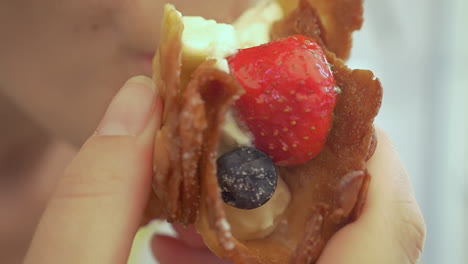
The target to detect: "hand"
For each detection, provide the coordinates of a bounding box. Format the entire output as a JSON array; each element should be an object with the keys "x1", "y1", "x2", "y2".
[
  {"x1": 24, "y1": 76, "x2": 162, "y2": 264},
  {"x1": 317, "y1": 128, "x2": 426, "y2": 264},
  {"x1": 23, "y1": 76, "x2": 227, "y2": 264}
]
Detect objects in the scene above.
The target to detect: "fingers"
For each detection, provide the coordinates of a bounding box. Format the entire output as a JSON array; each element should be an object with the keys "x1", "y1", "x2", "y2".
[
  {"x1": 318, "y1": 128, "x2": 426, "y2": 264},
  {"x1": 152, "y1": 235, "x2": 230, "y2": 264},
  {"x1": 24, "y1": 76, "x2": 163, "y2": 264}
]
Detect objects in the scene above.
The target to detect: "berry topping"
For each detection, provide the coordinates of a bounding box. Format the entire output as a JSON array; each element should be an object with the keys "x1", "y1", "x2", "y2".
[
  {"x1": 228, "y1": 35, "x2": 337, "y2": 166},
  {"x1": 217, "y1": 147, "x2": 278, "y2": 210}
]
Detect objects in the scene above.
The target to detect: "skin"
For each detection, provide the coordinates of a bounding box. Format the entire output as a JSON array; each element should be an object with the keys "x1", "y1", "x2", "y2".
[{"x1": 0, "y1": 0, "x2": 425, "y2": 263}]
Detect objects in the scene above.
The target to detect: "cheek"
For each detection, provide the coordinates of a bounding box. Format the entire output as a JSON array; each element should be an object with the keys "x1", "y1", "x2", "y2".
[
  {"x1": 0, "y1": 143, "x2": 74, "y2": 261},
  {"x1": 113, "y1": 0, "x2": 163, "y2": 55},
  {"x1": 0, "y1": 0, "x2": 151, "y2": 145}
]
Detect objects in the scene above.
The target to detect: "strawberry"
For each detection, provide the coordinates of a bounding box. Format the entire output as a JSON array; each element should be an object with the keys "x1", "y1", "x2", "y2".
[{"x1": 227, "y1": 35, "x2": 337, "y2": 166}]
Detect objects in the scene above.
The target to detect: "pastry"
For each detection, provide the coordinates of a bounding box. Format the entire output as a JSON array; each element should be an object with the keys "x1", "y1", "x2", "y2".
[{"x1": 149, "y1": 0, "x2": 382, "y2": 263}]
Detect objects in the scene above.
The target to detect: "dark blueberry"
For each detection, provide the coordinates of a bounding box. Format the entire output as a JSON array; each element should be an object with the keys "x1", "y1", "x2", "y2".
[{"x1": 216, "y1": 147, "x2": 278, "y2": 210}]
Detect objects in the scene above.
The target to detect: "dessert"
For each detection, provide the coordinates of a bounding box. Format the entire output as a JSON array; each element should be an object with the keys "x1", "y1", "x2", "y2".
[{"x1": 148, "y1": 0, "x2": 382, "y2": 263}]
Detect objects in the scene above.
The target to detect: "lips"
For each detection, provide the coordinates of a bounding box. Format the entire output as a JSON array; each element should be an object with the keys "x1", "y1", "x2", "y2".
[
  {"x1": 130, "y1": 52, "x2": 154, "y2": 77},
  {"x1": 136, "y1": 53, "x2": 154, "y2": 76}
]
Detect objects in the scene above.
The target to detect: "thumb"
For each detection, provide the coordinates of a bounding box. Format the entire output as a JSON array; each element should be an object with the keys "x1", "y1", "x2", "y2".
[
  {"x1": 25, "y1": 76, "x2": 162, "y2": 264},
  {"x1": 318, "y1": 129, "x2": 426, "y2": 264}
]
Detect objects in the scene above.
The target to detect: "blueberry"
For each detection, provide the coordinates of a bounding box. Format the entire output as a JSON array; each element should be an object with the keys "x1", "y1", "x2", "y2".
[{"x1": 216, "y1": 147, "x2": 278, "y2": 210}]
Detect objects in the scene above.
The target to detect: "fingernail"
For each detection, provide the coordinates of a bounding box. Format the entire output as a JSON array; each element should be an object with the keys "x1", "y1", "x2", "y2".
[{"x1": 97, "y1": 76, "x2": 156, "y2": 136}]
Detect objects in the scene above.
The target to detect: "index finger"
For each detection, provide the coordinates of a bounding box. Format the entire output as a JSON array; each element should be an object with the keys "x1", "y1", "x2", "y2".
[{"x1": 24, "y1": 77, "x2": 162, "y2": 264}]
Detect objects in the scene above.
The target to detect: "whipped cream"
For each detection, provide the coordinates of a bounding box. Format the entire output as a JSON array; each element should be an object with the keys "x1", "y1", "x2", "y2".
[
  {"x1": 218, "y1": 110, "x2": 253, "y2": 154},
  {"x1": 223, "y1": 177, "x2": 290, "y2": 240},
  {"x1": 181, "y1": 16, "x2": 238, "y2": 65}
]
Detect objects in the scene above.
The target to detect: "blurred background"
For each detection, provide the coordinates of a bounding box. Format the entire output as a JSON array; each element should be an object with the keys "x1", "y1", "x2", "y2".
[
  {"x1": 0, "y1": 0, "x2": 458, "y2": 262},
  {"x1": 348, "y1": 0, "x2": 468, "y2": 263},
  {"x1": 130, "y1": 0, "x2": 467, "y2": 263},
  {"x1": 2, "y1": 0, "x2": 464, "y2": 263}
]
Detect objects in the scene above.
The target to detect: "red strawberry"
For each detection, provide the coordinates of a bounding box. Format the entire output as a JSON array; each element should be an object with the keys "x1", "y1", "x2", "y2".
[{"x1": 227, "y1": 35, "x2": 337, "y2": 166}]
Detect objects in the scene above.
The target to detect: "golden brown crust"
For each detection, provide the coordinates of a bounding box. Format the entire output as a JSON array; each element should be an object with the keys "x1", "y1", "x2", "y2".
[
  {"x1": 151, "y1": 5, "x2": 207, "y2": 225},
  {"x1": 192, "y1": 61, "x2": 255, "y2": 262},
  {"x1": 271, "y1": 0, "x2": 326, "y2": 49},
  {"x1": 291, "y1": 205, "x2": 326, "y2": 264},
  {"x1": 273, "y1": 0, "x2": 363, "y2": 60},
  {"x1": 151, "y1": 5, "x2": 184, "y2": 223}
]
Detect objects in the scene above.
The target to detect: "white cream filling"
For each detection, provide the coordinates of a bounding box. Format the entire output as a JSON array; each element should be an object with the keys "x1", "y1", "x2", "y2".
[
  {"x1": 218, "y1": 110, "x2": 254, "y2": 154},
  {"x1": 223, "y1": 177, "x2": 290, "y2": 240},
  {"x1": 181, "y1": 16, "x2": 239, "y2": 68},
  {"x1": 180, "y1": 0, "x2": 288, "y2": 241}
]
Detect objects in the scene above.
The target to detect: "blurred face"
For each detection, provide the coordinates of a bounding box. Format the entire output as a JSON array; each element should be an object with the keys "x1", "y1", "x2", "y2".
[
  {"x1": 0, "y1": 0, "x2": 249, "y2": 262},
  {"x1": 0, "y1": 0, "x2": 249, "y2": 146}
]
